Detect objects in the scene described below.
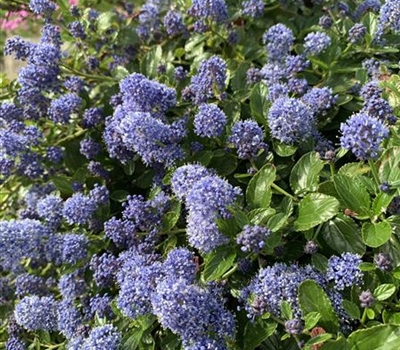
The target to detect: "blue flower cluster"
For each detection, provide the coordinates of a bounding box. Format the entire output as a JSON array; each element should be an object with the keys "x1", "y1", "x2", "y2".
[
  {"x1": 236, "y1": 224, "x2": 271, "y2": 253},
  {"x1": 188, "y1": 56, "x2": 227, "y2": 104},
  {"x1": 327, "y1": 253, "x2": 363, "y2": 291},
  {"x1": 262, "y1": 23, "x2": 294, "y2": 62},
  {"x1": 268, "y1": 97, "x2": 315, "y2": 144},
  {"x1": 242, "y1": 0, "x2": 265, "y2": 18},
  {"x1": 229, "y1": 120, "x2": 267, "y2": 159},
  {"x1": 340, "y1": 112, "x2": 389, "y2": 160},
  {"x1": 194, "y1": 103, "x2": 227, "y2": 138},
  {"x1": 303, "y1": 32, "x2": 331, "y2": 55}
]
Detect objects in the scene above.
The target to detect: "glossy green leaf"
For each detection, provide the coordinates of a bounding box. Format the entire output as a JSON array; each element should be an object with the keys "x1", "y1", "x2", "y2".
[
  {"x1": 298, "y1": 280, "x2": 339, "y2": 333},
  {"x1": 333, "y1": 174, "x2": 371, "y2": 219},
  {"x1": 202, "y1": 247, "x2": 236, "y2": 282},
  {"x1": 374, "y1": 284, "x2": 396, "y2": 301},
  {"x1": 379, "y1": 147, "x2": 400, "y2": 183},
  {"x1": 362, "y1": 221, "x2": 392, "y2": 248},
  {"x1": 273, "y1": 140, "x2": 297, "y2": 157},
  {"x1": 348, "y1": 324, "x2": 400, "y2": 350},
  {"x1": 322, "y1": 215, "x2": 366, "y2": 255},
  {"x1": 246, "y1": 163, "x2": 276, "y2": 209},
  {"x1": 304, "y1": 312, "x2": 321, "y2": 330},
  {"x1": 294, "y1": 193, "x2": 340, "y2": 231},
  {"x1": 243, "y1": 318, "x2": 277, "y2": 350},
  {"x1": 250, "y1": 83, "x2": 269, "y2": 126},
  {"x1": 290, "y1": 151, "x2": 324, "y2": 196}
]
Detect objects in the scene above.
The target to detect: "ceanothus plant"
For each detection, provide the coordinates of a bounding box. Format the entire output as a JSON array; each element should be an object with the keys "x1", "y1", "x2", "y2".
[{"x1": 1, "y1": 0, "x2": 400, "y2": 349}]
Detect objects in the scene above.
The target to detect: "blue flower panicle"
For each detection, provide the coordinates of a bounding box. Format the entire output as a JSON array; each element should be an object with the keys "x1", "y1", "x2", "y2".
[
  {"x1": 340, "y1": 112, "x2": 389, "y2": 160},
  {"x1": 267, "y1": 97, "x2": 315, "y2": 145}
]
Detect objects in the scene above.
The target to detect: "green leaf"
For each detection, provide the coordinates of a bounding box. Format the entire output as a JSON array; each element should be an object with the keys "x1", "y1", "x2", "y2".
[
  {"x1": 362, "y1": 221, "x2": 392, "y2": 248},
  {"x1": 243, "y1": 318, "x2": 277, "y2": 350},
  {"x1": 161, "y1": 200, "x2": 181, "y2": 231},
  {"x1": 110, "y1": 190, "x2": 130, "y2": 202},
  {"x1": 374, "y1": 284, "x2": 396, "y2": 301},
  {"x1": 348, "y1": 324, "x2": 400, "y2": 350},
  {"x1": 298, "y1": 280, "x2": 339, "y2": 333},
  {"x1": 383, "y1": 311, "x2": 400, "y2": 325},
  {"x1": 246, "y1": 163, "x2": 276, "y2": 209},
  {"x1": 51, "y1": 176, "x2": 73, "y2": 195},
  {"x1": 273, "y1": 140, "x2": 297, "y2": 157},
  {"x1": 338, "y1": 162, "x2": 370, "y2": 177},
  {"x1": 267, "y1": 213, "x2": 288, "y2": 232},
  {"x1": 208, "y1": 152, "x2": 237, "y2": 176},
  {"x1": 280, "y1": 301, "x2": 293, "y2": 320},
  {"x1": 372, "y1": 193, "x2": 396, "y2": 216},
  {"x1": 342, "y1": 300, "x2": 360, "y2": 320},
  {"x1": 294, "y1": 193, "x2": 340, "y2": 231},
  {"x1": 249, "y1": 208, "x2": 276, "y2": 225},
  {"x1": 290, "y1": 151, "x2": 324, "y2": 196},
  {"x1": 250, "y1": 83, "x2": 269, "y2": 126},
  {"x1": 202, "y1": 247, "x2": 236, "y2": 282},
  {"x1": 320, "y1": 337, "x2": 349, "y2": 350},
  {"x1": 304, "y1": 312, "x2": 322, "y2": 330},
  {"x1": 379, "y1": 147, "x2": 400, "y2": 183},
  {"x1": 333, "y1": 175, "x2": 371, "y2": 219},
  {"x1": 311, "y1": 253, "x2": 329, "y2": 272},
  {"x1": 97, "y1": 11, "x2": 117, "y2": 33},
  {"x1": 322, "y1": 215, "x2": 366, "y2": 255},
  {"x1": 141, "y1": 45, "x2": 162, "y2": 78},
  {"x1": 305, "y1": 333, "x2": 332, "y2": 349}
]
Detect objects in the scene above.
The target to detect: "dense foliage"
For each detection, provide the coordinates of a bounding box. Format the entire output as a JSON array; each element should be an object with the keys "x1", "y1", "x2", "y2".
[{"x1": 2, "y1": 0, "x2": 400, "y2": 349}]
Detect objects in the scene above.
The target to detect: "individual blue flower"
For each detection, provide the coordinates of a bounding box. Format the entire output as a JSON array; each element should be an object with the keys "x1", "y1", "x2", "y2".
[
  {"x1": 285, "y1": 319, "x2": 303, "y2": 335},
  {"x1": 262, "y1": 23, "x2": 294, "y2": 61},
  {"x1": 229, "y1": 120, "x2": 267, "y2": 159},
  {"x1": 327, "y1": 253, "x2": 363, "y2": 290},
  {"x1": 340, "y1": 112, "x2": 389, "y2": 160},
  {"x1": 82, "y1": 107, "x2": 104, "y2": 128},
  {"x1": 82, "y1": 324, "x2": 121, "y2": 350},
  {"x1": 360, "y1": 80, "x2": 382, "y2": 100},
  {"x1": 194, "y1": 103, "x2": 227, "y2": 138},
  {"x1": 64, "y1": 76, "x2": 84, "y2": 93},
  {"x1": 236, "y1": 225, "x2": 271, "y2": 253},
  {"x1": 304, "y1": 32, "x2": 331, "y2": 55},
  {"x1": 285, "y1": 54, "x2": 309, "y2": 75},
  {"x1": 242, "y1": 0, "x2": 264, "y2": 18},
  {"x1": 267, "y1": 83, "x2": 289, "y2": 102},
  {"x1": 15, "y1": 296, "x2": 58, "y2": 331},
  {"x1": 267, "y1": 97, "x2": 314, "y2": 144},
  {"x1": 319, "y1": 15, "x2": 333, "y2": 29}
]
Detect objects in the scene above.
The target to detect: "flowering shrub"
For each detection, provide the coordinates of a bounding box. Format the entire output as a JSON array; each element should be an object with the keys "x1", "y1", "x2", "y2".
[{"x1": 2, "y1": 0, "x2": 400, "y2": 349}]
